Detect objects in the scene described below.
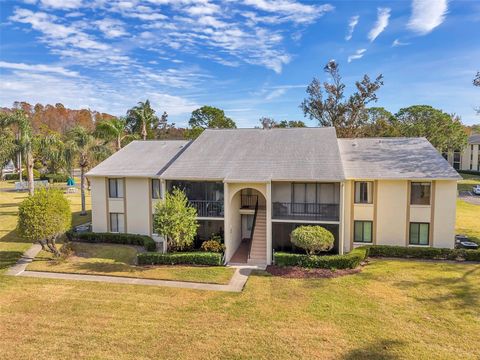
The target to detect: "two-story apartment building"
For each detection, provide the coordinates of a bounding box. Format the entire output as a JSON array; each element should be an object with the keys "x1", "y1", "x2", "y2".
[
  {"x1": 86, "y1": 127, "x2": 460, "y2": 265},
  {"x1": 443, "y1": 134, "x2": 480, "y2": 171}
]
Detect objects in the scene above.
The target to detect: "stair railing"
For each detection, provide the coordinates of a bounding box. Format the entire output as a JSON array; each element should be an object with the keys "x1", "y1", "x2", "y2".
[{"x1": 247, "y1": 198, "x2": 259, "y2": 260}]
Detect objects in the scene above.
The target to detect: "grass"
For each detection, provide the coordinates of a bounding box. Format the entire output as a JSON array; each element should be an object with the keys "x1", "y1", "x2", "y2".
[
  {"x1": 456, "y1": 199, "x2": 480, "y2": 244},
  {"x1": 0, "y1": 180, "x2": 91, "y2": 272},
  {"x1": 457, "y1": 172, "x2": 480, "y2": 192},
  {"x1": 1, "y1": 179, "x2": 480, "y2": 358},
  {"x1": 27, "y1": 242, "x2": 234, "y2": 284},
  {"x1": 0, "y1": 259, "x2": 479, "y2": 359}
]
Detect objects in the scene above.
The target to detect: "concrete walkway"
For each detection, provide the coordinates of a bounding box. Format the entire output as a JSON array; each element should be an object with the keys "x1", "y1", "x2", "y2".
[{"x1": 6, "y1": 245, "x2": 253, "y2": 292}]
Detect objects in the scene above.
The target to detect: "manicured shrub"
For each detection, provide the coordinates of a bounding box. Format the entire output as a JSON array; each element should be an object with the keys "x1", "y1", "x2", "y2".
[
  {"x1": 458, "y1": 170, "x2": 480, "y2": 176},
  {"x1": 200, "y1": 240, "x2": 224, "y2": 253},
  {"x1": 274, "y1": 247, "x2": 368, "y2": 270},
  {"x1": 137, "y1": 252, "x2": 223, "y2": 266},
  {"x1": 40, "y1": 173, "x2": 70, "y2": 183},
  {"x1": 290, "y1": 226, "x2": 335, "y2": 255},
  {"x1": 464, "y1": 250, "x2": 480, "y2": 262},
  {"x1": 66, "y1": 231, "x2": 156, "y2": 252},
  {"x1": 17, "y1": 188, "x2": 71, "y2": 256},
  {"x1": 153, "y1": 188, "x2": 198, "y2": 251},
  {"x1": 4, "y1": 169, "x2": 40, "y2": 181},
  {"x1": 368, "y1": 245, "x2": 457, "y2": 260}
]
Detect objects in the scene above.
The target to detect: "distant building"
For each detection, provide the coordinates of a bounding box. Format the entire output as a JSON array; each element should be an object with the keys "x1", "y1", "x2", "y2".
[{"x1": 443, "y1": 134, "x2": 480, "y2": 171}]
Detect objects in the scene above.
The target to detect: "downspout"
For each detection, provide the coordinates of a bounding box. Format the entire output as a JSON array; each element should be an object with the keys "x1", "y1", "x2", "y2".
[{"x1": 339, "y1": 181, "x2": 345, "y2": 255}]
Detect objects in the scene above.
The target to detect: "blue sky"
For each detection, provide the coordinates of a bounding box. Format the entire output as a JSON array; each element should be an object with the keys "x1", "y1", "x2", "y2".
[{"x1": 0, "y1": 0, "x2": 479, "y2": 127}]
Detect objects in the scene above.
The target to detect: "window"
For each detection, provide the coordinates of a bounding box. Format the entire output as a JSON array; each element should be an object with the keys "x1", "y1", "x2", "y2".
[
  {"x1": 354, "y1": 182, "x2": 373, "y2": 204},
  {"x1": 354, "y1": 221, "x2": 372, "y2": 243},
  {"x1": 109, "y1": 213, "x2": 125, "y2": 233},
  {"x1": 151, "y1": 179, "x2": 161, "y2": 199},
  {"x1": 410, "y1": 182, "x2": 431, "y2": 205},
  {"x1": 453, "y1": 151, "x2": 461, "y2": 170},
  {"x1": 409, "y1": 222, "x2": 429, "y2": 245},
  {"x1": 108, "y1": 178, "x2": 124, "y2": 198}
]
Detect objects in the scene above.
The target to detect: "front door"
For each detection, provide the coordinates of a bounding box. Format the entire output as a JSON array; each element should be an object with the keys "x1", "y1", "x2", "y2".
[{"x1": 241, "y1": 214, "x2": 254, "y2": 240}]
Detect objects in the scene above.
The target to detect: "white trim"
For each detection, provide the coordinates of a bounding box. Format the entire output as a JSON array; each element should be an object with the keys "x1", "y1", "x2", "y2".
[{"x1": 196, "y1": 217, "x2": 224, "y2": 221}]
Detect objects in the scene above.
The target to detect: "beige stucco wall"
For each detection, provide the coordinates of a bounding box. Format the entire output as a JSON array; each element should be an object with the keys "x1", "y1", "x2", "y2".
[
  {"x1": 410, "y1": 205, "x2": 431, "y2": 223},
  {"x1": 90, "y1": 177, "x2": 107, "y2": 232},
  {"x1": 353, "y1": 204, "x2": 374, "y2": 221},
  {"x1": 125, "y1": 177, "x2": 150, "y2": 235},
  {"x1": 433, "y1": 180, "x2": 457, "y2": 248}
]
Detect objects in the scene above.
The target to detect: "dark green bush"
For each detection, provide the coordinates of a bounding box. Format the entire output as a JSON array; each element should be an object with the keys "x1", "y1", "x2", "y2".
[
  {"x1": 40, "y1": 173, "x2": 70, "y2": 183},
  {"x1": 367, "y1": 245, "x2": 465, "y2": 260},
  {"x1": 464, "y1": 250, "x2": 480, "y2": 262},
  {"x1": 458, "y1": 170, "x2": 480, "y2": 176},
  {"x1": 137, "y1": 252, "x2": 222, "y2": 266},
  {"x1": 4, "y1": 169, "x2": 41, "y2": 181},
  {"x1": 274, "y1": 247, "x2": 368, "y2": 270},
  {"x1": 66, "y1": 231, "x2": 156, "y2": 251}
]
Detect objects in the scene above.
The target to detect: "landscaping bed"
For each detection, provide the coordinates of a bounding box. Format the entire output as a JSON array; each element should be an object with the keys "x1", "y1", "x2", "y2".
[
  {"x1": 27, "y1": 242, "x2": 234, "y2": 284},
  {"x1": 266, "y1": 265, "x2": 362, "y2": 278}
]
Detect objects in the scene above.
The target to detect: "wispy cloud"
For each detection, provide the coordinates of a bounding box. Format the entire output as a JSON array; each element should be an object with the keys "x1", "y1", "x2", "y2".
[
  {"x1": 39, "y1": 0, "x2": 83, "y2": 10},
  {"x1": 95, "y1": 18, "x2": 127, "y2": 38},
  {"x1": 347, "y1": 48, "x2": 367, "y2": 63},
  {"x1": 345, "y1": 15, "x2": 359, "y2": 41},
  {"x1": 392, "y1": 39, "x2": 410, "y2": 47},
  {"x1": 265, "y1": 88, "x2": 286, "y2": 100},
  {"x1": 408, "y1": 0, "x2": 448, "y2": 35},
  {"x1": 0, "y1": 61, "x2": 79, "y2": 77},
  {"x1": 368, "y1": 8, "x2": 391, "y2": 42}
]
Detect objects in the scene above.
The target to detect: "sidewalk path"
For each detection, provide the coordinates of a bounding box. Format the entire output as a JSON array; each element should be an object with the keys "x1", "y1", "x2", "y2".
[{"x1": 5, "y1": 245, "x2": 253, "y2": 292}]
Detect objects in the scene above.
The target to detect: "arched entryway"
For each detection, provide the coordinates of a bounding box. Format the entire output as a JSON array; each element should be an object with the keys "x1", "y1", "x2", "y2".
[{"x1": 227, "y1": 187, "x2": 267, "y2": 264}]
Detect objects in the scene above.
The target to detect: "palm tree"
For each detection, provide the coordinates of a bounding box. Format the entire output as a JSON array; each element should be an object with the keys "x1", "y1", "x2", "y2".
[
  {"x1": 0, "y1": 110, "x2": 35, "y2": 195},
  {"x1": 65, "y1": 126, "x2": 111, "y2": 215},
  {"x1": 95, "y1": 117, "x2": 137, "y2": 151},
  {"x1": 126, "y1": 100, "x2": 159, "y2": 140},
  {"x1": 36, "y1": 131, "x2": 67, "y2": 174},
  {"x1": 0, "y1": 122, "x2": 18, "y2": 179}
]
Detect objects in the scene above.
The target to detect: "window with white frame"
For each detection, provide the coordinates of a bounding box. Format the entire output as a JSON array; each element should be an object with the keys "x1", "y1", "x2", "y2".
[{"x1": 108, "y1": 178, "x2": 124, "y2": 198}]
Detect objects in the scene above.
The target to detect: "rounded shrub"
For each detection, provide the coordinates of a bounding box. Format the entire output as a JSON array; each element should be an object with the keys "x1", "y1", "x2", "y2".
[
  {"x1": 201, "y1": 240, "x2": 224, "y2": 253},
  {"x1": 291, "y1": 226, "x2": 334, "y2": 255}
]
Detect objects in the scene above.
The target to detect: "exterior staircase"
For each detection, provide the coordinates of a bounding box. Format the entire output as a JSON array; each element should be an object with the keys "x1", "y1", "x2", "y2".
[{"x1": 248, "y1": 208, "x2": 266, "y2": 264}]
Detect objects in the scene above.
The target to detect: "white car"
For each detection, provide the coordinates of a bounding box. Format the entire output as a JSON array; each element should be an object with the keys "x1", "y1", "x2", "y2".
[{"x1": 473, "y1": 185, "x2": 480, "y2": 195}]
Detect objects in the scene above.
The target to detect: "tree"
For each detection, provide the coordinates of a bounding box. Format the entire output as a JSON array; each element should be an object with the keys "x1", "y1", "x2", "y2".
[
  {"x1": 126, "y1": 100, "x2": 159, "y2": 140},
  {"x1": 290, "y1": 226, "x2": 334, "y2": 255},
  {"x1": 394, "y1": 105, "x2": 467, "y2": 152},
  {"x1": 475, "y1": 72, "x2": 480, "y2": 114},
  {"x1": 259, "y1": 116, "x2": 276, "y2": 129},
  {"x1": 276, "y1": 120, "x2": 306, "y2": 128},
  {"x1": 360, "y1": 107, "x2": 399, "y2": 137},
  {"x1": 187, "y1": 106, "x2": 236, "y2": 139},
  {"x1": 95, "y1": 117, "x2": 137, "y2": 151},
  {"x1": 65, "y1": 126, "x2": 111, "y2": 215},
  {"x1": 300, "y1": 60, "x2": 383, "y2": 137},
  {"x1": 17, "y1": 188, "x2": 71, "y2": 256},
  {"x1": 1, "y1": 109, "x2": 36, "y2": 195},
  {"x1": 0, "y1": 120, "x2": 17, "y2": 179},
  {"x1": 153, "y1": 188, "x2": 198, "y2": 251}
]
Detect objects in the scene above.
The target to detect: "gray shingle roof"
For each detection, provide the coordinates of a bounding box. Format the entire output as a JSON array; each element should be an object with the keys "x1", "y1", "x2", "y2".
[
  {"x1": 161, "y1": 128, "x2": 345, "y2": 182},
  {"x1": 468, "y1": 133, "x2": 480, "y2": 144},
  {"x1": 338, "y1": 138, "x2": 461, "y2": 180},
  {"x1": 86, "y1": 140, "x2": 190, "y2": 177}
]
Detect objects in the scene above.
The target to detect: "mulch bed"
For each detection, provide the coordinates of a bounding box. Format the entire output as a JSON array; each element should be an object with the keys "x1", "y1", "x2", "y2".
[{"x1": 266, "y1": 265, "x2": 362, "y2": 279}]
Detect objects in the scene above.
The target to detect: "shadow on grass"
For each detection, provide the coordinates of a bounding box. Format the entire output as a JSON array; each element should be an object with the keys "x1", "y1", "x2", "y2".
[
  {"x1": 0, "y1": 250, "x2": 24, "y2": 270},
  {"x1": 342, "y1": 339, "x2": 406, "y2": 360},
  {"x1": 393, "y1": 266, "x2": 480, "y2": 309}
]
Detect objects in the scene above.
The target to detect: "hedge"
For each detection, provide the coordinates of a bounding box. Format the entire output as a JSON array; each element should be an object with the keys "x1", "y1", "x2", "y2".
[
  {"x1": 40, "y1": 173, "x2": 70, "y2": 183},
  {"x1": 367, "y1": 245, "x2": 480, "y2": 261},
  {"x1": 66, "y1": 231, "x2": 156, "y2": 252},
  {"x1": 458, "y1": 170, "x2": 480, "y2": 176},
  {"x1": 137, "y1": 252, "x2": 223, "y2": 266},
  {"x1": 274, "y1": 247, "x2": 368, "y2": 270},
  {"x1": 4, "y1": 169, "x2": 41, "y2": 181}
]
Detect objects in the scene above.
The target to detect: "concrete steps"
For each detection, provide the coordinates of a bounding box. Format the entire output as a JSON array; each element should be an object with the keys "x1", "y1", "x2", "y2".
[{"x1": 248, "y1": 209, "x2": 266, "y2": 264}]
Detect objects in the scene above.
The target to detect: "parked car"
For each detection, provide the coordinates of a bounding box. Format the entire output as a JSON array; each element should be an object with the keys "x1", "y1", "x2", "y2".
[
  {"x1": 455, "y1": 234, "x2": 479, "y2": 249},
  {"x1": 472, "y1": 185, "x2": 480, "y2": 195}
]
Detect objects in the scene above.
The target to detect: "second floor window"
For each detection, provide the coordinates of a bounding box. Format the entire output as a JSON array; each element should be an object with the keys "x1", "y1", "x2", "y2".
[
  {"x1": 354, "y1": 182, "x2": 373, "y2": 204},
  {"x1": 108, "y1": 178, "x2": 124, "y2": 198},
  {"x1": 151, "y1": 179, "x2": 161, "y2": 199},
  {"x1": 410, "y1": 182, "x2": 431, "y2": 205}
]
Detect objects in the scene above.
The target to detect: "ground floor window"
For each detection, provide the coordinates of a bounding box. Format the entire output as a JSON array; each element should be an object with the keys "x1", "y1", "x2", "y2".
[
  {"x1": 409, "y1": 222, "x2": 429, "y2": 245},
  {"x1": 354, "y1": 221, "x2": 373, "y2": 243},
  {"x1": 109, "y1": 213, "x2": 125, "y2": 233},
  {"x1": 194, "y1": 220, "x2": 224, "y2": 248},
  {"x1": 272, "y1": 222, "x2": 339, "y2": 254}
]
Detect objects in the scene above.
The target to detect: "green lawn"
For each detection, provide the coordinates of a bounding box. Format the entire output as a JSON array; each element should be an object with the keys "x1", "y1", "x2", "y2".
[
  {"x1": 456, "y1": 199, "x2": 480, "y2": 244},
  {"x1": 1, "y1": 180, "x2": 480, "y2": 359},
  {"x1": 457, "y1": 172, "x2": 480, "y2": 192},
  {"x1": 27, "y1": 242, "x2": 234, "y2": 284},
  {"x1": 0, "y1": 259, "x2": 479, "y2": 359}
]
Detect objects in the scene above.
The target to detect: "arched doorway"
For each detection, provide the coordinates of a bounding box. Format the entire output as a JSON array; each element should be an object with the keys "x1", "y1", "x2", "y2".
[{"x1": 227, "y1": 187, "x2": 267, "y2": 264}]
